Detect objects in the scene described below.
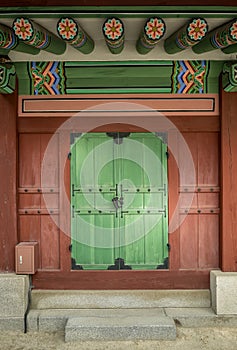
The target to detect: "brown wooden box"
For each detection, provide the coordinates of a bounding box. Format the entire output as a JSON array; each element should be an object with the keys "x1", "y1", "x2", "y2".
[{"x1": 15, "y1": 242, "x2": 39, "y2": 274}]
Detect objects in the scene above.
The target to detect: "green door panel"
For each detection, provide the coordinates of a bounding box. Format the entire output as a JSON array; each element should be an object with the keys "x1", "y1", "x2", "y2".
[
  {"x1": 120, "y1": 213, "x2": 167, "y2": 269},
  {"x1": 71, "y1": 132, "x2": 168, "y2": 270},
  {"x1": 72, "y1": 213, "x2": 118, "y2": 269}
]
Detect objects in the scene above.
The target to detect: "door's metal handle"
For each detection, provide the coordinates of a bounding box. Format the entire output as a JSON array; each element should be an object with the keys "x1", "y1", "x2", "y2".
[
  {"x1": 112, "y1": 197, "x2": 120, "y2": 210},
  {"x1": 112, "y1": 197, "x2": 123, "y2": 209},
  {"x1": 112, "y1": 183, "x2": 123, "y2": 218}
]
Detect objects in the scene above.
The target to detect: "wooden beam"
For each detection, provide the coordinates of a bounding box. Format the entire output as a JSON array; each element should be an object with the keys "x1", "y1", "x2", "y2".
[
  {"x1": 12, "y1": 17, "x2": 66, "y2": 55},
  {"x1": 193, "y1": 19, "x2": 237, "y2": 54},
  {"x1": 102, "y1": 18, "x2": 124, "y2": 54},
  {"x1": 0, "y1": 91, "x2": 18, "y2": 272},
  {"x1": 18, "y1": 116, "x2": 220, "y2": 133},
  {"x1": 33, "y1": 270, "x2": 210, "y2": 290},
  {"x1": 136, "y1": 17, "x2": 166, "y2": 55},
  {"x1": 221, "y1": 90, "x2": 237, "y2": 272},
  {"x1": 57, "y1": 17, "x2": 94, "y2": 54},
  {"x1": 0, "y1": 23, "x2": 39, "y2": 55},
  {"x1": 18, "y1": 94, "x2": 219, "y2": 117},
  {"x1": 222, "y1": 43, "x2": 237, "y2": 54},
  {"x1": 164, "y1": 18, "x2": 208, "y2": 54}
]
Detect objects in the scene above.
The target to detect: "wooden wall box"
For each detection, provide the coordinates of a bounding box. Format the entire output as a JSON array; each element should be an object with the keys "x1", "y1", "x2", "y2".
[{"x1": 15, "y1": 242, "x2": 38, "y2": 274}]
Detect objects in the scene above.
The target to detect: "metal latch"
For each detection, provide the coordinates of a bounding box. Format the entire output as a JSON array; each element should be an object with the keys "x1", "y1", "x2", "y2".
[{"x1": 112, "y1": 196, "x2": 123, "y2": 210}]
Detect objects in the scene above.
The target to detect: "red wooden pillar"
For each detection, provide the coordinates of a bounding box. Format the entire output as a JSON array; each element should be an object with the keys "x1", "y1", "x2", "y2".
[
  {"x1": 221, "y1": 90, "x2": 237, "y2": 271},
  {"x1": 0, "y1": 91, "x2": 18, "y2": 271}
]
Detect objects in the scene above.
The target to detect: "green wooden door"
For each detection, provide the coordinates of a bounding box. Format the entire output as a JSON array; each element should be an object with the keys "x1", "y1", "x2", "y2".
[{"x1": 70, "y1": 132, "x2": 168, "y2": 270}]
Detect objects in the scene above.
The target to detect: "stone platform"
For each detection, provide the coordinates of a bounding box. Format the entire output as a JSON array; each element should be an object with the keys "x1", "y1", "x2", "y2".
[
  {"x1": 0, "y1": 274, "x2": 29, "y2": 332},
  {"x1": 65, "y1": 309, "x2": 176, "y2": 342},
  {"x1": 2, "y1": 271, "x2": 237, "y2": 339}
]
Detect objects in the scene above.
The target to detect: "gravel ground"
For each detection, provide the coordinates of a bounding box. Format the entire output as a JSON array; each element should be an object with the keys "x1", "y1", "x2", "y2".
[{"x1": 0, "y1": 327, "x2": 237, "y2": 350}]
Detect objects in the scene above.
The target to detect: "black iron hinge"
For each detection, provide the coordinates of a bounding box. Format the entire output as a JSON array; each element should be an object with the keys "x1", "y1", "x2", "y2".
[
  {"x1": 71, "y1": 258, "x2": 83, "y2": 270},
  {"x1": 108, "y1": 258, "x2": 132, "y2": 270},
  {"x1": 157, "y1": 257, "x2": 169, "y2": 269}
]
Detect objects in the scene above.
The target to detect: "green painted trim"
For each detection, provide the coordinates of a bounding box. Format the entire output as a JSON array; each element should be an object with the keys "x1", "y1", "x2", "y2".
[
  {"x1": 65, "y1": 65, "x2": 173, "y2": 92},
  {"x1": 172, "y1": 60, "x2": 211, "y2": 93},
  {"x1": 78, "y1": 264, "x2": 159, "y2": 270},
  {"x1": 14, "y1": 60, "x2": 222, "y2": 95},
  {"x1": 64, "y1": 60, "x2": 173, "y2": 66},
  {"x1": 207, "y1": 60, "x2": 224, "y2": 93},
  {"x1": 0, "y1": 62, "x2": 16, "y2": 94},
  {"x1": 0, "y1": 48, "x2": 10, "y2": 55},
  {"x1": 13, "y1": 41, "x2": 41, "y2": 55},
  {"x1": 0, "y1": 6, "x2": 237, "y2": 18},
  {"x1": 65, "y1": 88, "x2": 172, "y2": 94},
  {"x1": 222, "y1": 61, "x2": 237, "y2": 92},
  {"x1": 222, "y1": 42, "x2": 237, "y2": 53},
  {"x1": 65, "y1": 65, "x2": 173, "y2": 78}
]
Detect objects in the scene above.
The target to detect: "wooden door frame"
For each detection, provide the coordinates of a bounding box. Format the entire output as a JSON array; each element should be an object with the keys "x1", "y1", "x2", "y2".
[{"x1": 17, "y1": 93, "x2": 219, "y2": 289}]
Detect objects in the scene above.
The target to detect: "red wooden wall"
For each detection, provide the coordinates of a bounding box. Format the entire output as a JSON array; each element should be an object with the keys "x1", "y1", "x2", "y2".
[
  {"x1": 18, "y1": 131, "x2": 220, "y2": 272},
  {"x1": 168, "y1": 130, "x2": 220, "y2": 273},
  {"x1": 221, "y1": 90, "x2": 237, "y2": 272},
  {"x1": 0, "y1": 92, "x2": 18, "y2": 271},
  {"x1": 18, "y1": 133, "x2": 60, "y2": 270},
  {"x1": 179, "y1": 132, "x2": 219, "y2": 270}
]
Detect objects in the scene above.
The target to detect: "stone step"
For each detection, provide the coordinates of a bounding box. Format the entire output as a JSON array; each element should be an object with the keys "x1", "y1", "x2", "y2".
[
  {"x1": 166, "y1": 307, "x2": 237, "y2": 328},
  {"x1": 27, "y1": 307, "x2": 237, "y2": 334},
  {"x1": 31, "y1": 289, "x2": 211, "y2": 309},
  {"x1": 64, "y1": 309, "x2": 176, "y2": 342}
]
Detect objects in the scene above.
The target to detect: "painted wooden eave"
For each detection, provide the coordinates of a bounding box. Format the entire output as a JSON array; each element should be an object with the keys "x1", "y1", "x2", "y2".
[
  {"x1": 0, "y1": 3, "x2": 237, "y2": 8},
  {"x1": 0, "y1": 6, "x2": 237, "y2": 93},
  {"x1": 0, "y1": 16, "x2": 237, "y2": 61}
]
